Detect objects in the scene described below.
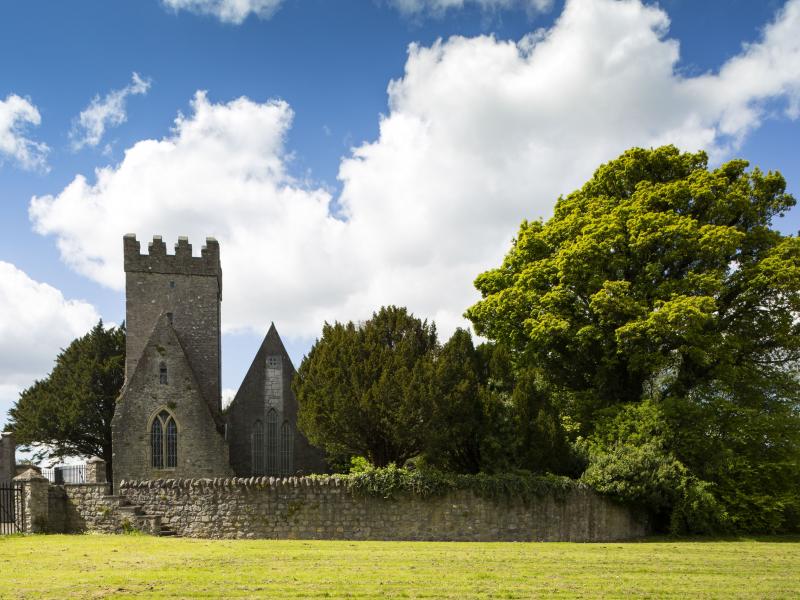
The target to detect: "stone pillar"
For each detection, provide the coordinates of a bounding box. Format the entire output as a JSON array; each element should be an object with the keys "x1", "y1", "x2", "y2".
[
  {"x1": 0, "y1": 431, "x2": 15, "y2": 482},
  {"x1": 13, "y1": 468, "x2": 49, "y2": 533},
  {"x1": 86, "y1": 457, "x2": 107, "y2": 483}
]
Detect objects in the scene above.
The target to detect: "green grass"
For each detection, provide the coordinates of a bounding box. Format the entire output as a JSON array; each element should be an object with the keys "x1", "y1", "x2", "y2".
[{"x1": 1, "y1": 535, "x2": 799, "y2": 598}]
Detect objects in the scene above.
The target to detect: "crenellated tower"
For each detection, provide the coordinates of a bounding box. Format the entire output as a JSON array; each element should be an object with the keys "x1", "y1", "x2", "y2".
[{"x1": 123, "y1": 234, "x2": 223, "y2": 417}]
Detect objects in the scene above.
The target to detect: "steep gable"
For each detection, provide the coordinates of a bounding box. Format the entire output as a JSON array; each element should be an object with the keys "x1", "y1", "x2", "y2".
[
  {"x1": 111, "y1": 313, "x2": 231, "y2": 490},
  {"x1": 226, "y1": 323, "x2": 326, "y2": 476}
]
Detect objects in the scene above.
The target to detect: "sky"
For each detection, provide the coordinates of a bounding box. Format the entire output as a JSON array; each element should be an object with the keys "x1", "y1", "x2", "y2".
[{"x1": 1, "y1": 0, "x2": 799, "y2": 427}]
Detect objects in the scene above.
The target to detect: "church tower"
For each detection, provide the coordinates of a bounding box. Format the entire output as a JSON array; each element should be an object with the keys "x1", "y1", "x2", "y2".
[
  {"x1": 112, "y1": 234, "x2": 231, "y2": 489},
  {"x1": 123, "y1": 234, "x2": 222, "y2": 418}
]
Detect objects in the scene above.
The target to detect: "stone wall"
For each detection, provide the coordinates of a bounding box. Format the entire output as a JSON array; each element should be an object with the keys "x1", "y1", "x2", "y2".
[
  {"x1": 0, "y1": 431, "x2": 15, "y2": 482},
  {"x1": 60, "y1": 483, "x2": 128, "y2": 534},
  {"x1": 119, "y1": 477, "x2": 647, "y2": 542}
]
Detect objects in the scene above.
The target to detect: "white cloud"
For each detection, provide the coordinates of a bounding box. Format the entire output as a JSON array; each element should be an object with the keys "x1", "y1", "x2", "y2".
[
  {"x1": 29, "y1": 0, "x2": 800, "y2": 346},
  {"x1": 0, "y1": 262, "x2": 100, "y2": 426},
  {"x1": 162, "y1": 0, "x2": 284, "y2": 24},
  {"x1": 222, "y1": 388, "x2": 237, "y2": 409},
  {"x1": 70, "y1": 73, "x2": 151, "y2": 150},
  {"x1": 390, "y1": 0, "x2": 553, "y2": 17},
  {"x1": 0, "y1": 94, "x2": 49, "y2": 171}
]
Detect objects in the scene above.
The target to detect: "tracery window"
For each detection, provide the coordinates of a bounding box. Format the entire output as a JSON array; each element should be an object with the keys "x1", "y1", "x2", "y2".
[
  {"x1": 280, "y1": 420, "x2": 293, "y2": 475},
  {"x1": 151, "y1": 409, "x2": 177, "y2": 469},
  {"x1": 252, "y1": 420, "x2": 265, "y2": 475},
  {"x1": 266, "y1": 409, "x2": 278, "y2": 475}
]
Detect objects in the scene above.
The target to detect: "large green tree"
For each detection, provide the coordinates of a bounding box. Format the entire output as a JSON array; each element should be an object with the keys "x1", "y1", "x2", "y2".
[
  {"x1": 467, "y1": 145, "x2": 800, "y2": 426},
  {"x1": 466, "y1": 146, "x2": 800, "y2": 532},
  {"x1": 7, "y1": 321, "x2": 124, "y2": 483},
  {"x1": 295, "y1": 306, "x2": 437, "y2": 467}
]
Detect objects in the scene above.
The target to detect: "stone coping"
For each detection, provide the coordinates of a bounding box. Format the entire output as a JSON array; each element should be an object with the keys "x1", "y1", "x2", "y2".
[{"x1": 120, "y1": 476, "x2": 344, "y2": 490}]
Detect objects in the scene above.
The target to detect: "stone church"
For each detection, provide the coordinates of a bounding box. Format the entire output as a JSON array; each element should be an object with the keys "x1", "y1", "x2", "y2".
[{"x1": 111, "y1": 235, "x2": 325, "y2": 489}]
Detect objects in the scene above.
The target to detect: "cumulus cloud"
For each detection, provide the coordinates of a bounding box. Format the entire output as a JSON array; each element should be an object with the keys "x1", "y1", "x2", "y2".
[
  {"x1": 0, "y1": 262, "x2": 100, "y2": 425},
  {"x1": 30, "y1": 0, "x2": 800, "y2": 345},
  {"x1": 0, "y1": 94, "x2": 49, "y2": 171},
  {"x1": 162, "y1": 0, "x2": 284, "y2": 24},
  {"x1": 390, "y1": 0, "x2": 553, "y2": 17},
  {"x1": 70, "y1": 73, "x2": 151, "y2": 150}
]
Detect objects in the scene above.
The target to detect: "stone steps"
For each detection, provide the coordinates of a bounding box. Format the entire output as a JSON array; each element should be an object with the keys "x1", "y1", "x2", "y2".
[{"x1": 101, "y1": 495, "x2": 178, "y2": 536}]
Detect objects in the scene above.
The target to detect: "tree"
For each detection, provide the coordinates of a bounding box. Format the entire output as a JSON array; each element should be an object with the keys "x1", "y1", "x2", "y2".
[
  {"x1": 424, "y1": 328, "x2": 484, "y2": 473},
  {"x1": 466, "y1": 145, "x2": 800, "y2": 428},
  {"x1": 295, "y1": 306, "x2": 437, "y2": 467},
  {"x1": 466, "y1": 146, "x2": 800, "y2": 531},
  {"x1": 7, "y1": 321, "x2": 124, "y2": 483}
]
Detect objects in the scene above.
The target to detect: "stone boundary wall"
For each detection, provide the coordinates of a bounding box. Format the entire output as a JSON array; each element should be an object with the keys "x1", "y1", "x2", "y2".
[{"x1": 119, "y1": 477, "x2": 647, "y2": 542}]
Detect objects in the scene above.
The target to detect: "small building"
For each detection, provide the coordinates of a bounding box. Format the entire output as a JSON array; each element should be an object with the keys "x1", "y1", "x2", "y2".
[{"x1": 111, "y1": 235, "x2": 325, "y2": 490}]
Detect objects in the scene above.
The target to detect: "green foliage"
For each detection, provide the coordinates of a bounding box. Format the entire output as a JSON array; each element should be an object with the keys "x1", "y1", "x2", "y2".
[
  {"x1": 580, "y1": 401, "x2": 724, "y2": 534},
  {"x1": 340, "y1": 463, "x2": 578, "y2": 504},
  {"x1": 466, "y1": 145, "x2": 800, "y2": 533},
  {"x1": 467, "y1": 145, "x2": 799, "y2": 424},
  {"x1": 511, "y1": 369, "x2": 576, "y2": 476},
  {"x1": 424, "y1": 328, "x2": 484, "y2": 473},
  {"x1": 6, "y1": 321, "x2": 124, "y2": 482},
  {"x1": 295, "y1": 306, "x2": 437, "y2": 467}
]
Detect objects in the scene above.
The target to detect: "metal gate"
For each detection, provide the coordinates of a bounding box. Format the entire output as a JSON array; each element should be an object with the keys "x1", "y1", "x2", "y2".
[{"x1": 0, "y1": 481, "x2": 24, "y2": 534}]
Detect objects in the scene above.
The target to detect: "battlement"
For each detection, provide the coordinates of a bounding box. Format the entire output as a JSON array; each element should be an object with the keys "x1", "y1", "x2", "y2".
[{"x1": 123, "y1": 234, "x2": 221, "y2": 282}]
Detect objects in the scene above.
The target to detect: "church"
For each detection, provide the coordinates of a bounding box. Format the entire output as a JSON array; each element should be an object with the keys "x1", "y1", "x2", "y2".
[{"x1": 111, "y1": 235, "x2": 326, "y2": 490}]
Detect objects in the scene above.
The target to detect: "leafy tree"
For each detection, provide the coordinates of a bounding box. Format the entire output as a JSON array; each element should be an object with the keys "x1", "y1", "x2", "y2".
[
  {"x1": 466, "y1": 145, "x2": 800, "y2": 427},
  {"x1": 580, "y1": 401, "x2": 724, "y2": 534},
  {"x1": 511, "y1": 369, "x2": 575, "y2": 476},
  {"x1": 295, "y1": 306, "x2": 437, "y2": 467},
  {"x1": 7, "y1": 321, "x2": 124, "y2": 483},
  {"x1": 466, "y1": 146, "x2": 800, "y2": 531},
  {"x1": 424, "y1": 328, "x2": 484, "y2": 473}
]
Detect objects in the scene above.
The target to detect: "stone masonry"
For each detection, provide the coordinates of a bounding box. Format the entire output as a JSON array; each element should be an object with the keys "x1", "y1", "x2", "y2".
[
  {"x1": 113, "y1": 235, "x2": 326, "y2": 490},
  {"x1": 117, "y1": 477, "x2": 647, "y2": 542},
  {"x1": 112, "y1": 313, "x2": 232, "y2": 490},
  {"x1": 226, "y1": 324, "x2": 326, "y2": 477},
  {"x1": 122, "y1": 234, "x2": 223, "y2": 418},
  {"x1": 0, "y1": 431, "x2": 14, "y2": 482}
]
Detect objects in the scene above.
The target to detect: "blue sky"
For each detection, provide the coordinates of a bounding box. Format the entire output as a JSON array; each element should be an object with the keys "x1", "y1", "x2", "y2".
[{"x1": 1, "y1": 0, "x2": 799, "y2": 426}]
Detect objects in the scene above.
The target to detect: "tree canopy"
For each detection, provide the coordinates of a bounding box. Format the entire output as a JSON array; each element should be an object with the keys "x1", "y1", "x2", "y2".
[
  {"x1": 7, "y1": 321, "x2": 124, "y2": 482},
  {"x1": 295, "y1": 306, "x2": 438, "y2": 467},
  {"x1": 467, "y1": 145, "x2": 799, "y2": 426}
]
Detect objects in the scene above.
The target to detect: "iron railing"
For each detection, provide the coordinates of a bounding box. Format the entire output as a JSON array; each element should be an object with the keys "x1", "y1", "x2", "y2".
[
  {"x1": 0, "y1": 481, "x2": 23, "y2": 534},
  {"x1": 41, "y1": 464, "x2": 86, "y2": 485}
]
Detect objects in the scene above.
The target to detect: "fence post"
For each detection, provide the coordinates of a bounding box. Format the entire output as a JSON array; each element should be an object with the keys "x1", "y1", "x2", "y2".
[
  {"x1": 0, "y1": 431, "x2": 14, "y2": 482},
  {"x1": 13, "y1": 468, "x2": 49, "y2": 533},
  {"x1": 86, "y1": 457, "x2": 107, "y2": 484}
]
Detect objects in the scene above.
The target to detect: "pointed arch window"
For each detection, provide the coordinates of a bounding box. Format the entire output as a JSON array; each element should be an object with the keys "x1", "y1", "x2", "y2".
[
  {"x1": 266, "y1": 409, "x2": 278, "y2": 475},
  {"x1": 151, "y1": 409, "x2": 177, "y2": 469},
  {"x1": 252, "y1": 420, "x2": 265, "y2": 475},
  {"x1": 280, "y1": 420, "x2": 293, "y2": 475},
  {"x1": 159, "y1": 362, "x2": 168, "y2": 385}
]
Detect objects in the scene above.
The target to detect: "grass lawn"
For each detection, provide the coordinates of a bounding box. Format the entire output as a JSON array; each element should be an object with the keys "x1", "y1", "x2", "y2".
[{"x1": 1, "y1": 535, "x2": 798, "y2": 598}]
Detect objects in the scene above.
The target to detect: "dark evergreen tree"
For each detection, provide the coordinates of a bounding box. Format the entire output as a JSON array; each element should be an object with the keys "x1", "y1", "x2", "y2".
[
  {"x1": 295, "y1": 306, "x2": 437, "y2": 467},
  {"x1": 7, "y1": 321, "x2": 124, "y2": 483}
]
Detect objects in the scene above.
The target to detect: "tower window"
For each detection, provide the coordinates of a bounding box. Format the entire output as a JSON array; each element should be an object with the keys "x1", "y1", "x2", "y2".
[
  {"x1": 159, "y1": 362, "x2": 168, "y2": 384},
  {"x1": 151, "y1": 409, "x2": 177, "y2": 469},
  {"x1": 169, "y1": 280, "x2": 175, "y2": 288},
  {"x1": 166, "y1": 312, "x2": 173, "y2": 325}
]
